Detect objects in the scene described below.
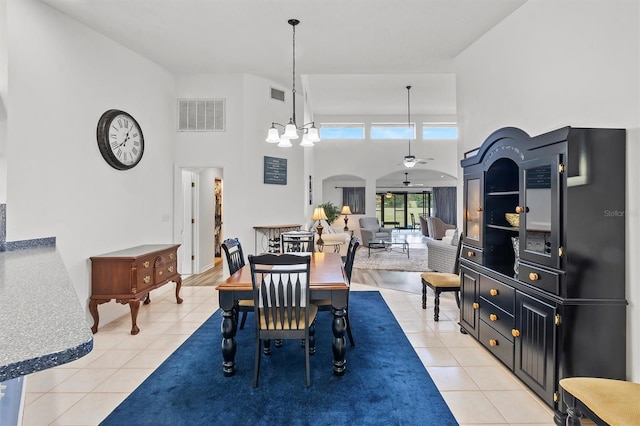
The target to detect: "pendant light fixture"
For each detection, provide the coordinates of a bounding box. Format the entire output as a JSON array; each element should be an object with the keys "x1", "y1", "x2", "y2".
[
  {"x1": 403, "y1": 85, "x2": 417, "y2": 168},
  {"x1": 265, "y1": 19, "x2": 321, "y2": 147}
]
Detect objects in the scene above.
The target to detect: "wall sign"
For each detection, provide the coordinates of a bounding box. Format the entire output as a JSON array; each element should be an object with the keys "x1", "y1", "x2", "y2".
[{"x1": 263, "y1": 156, "x2": 287, "y2": 185}]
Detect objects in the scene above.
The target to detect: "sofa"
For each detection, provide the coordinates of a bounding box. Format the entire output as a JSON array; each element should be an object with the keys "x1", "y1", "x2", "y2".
[
  {"x1": 358, "y1": 217, "x2": 393, "y2": 246},
  {"x1": 426, "y1": 229, "x2": 459, "y2": 272},
  {"x1": 313, "y1": 220, "x2": 352, "y2": 256}
]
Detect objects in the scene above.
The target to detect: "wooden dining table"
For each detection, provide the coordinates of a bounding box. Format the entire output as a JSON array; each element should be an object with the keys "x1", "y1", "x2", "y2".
[{"x1": 215, "y1": 252, "x2": 349, "y2": 377}]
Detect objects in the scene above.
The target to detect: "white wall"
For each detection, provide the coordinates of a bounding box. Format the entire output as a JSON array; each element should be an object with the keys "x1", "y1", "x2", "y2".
[
  {"x1": 455, "y1": 0, "x2": 640, "y2": 381},
  {"x1": 0, "y1": 0, "x2": 7, "y2": 203},
  {"x1": 174, "y1": 73, "x2": 308, "y2": 256},
  {"x1": 6, "y1": 0, "x2": 176, "y2": 326},
  {"x1": 313, "y1": 113, "x2": 460, "y2": 216}
]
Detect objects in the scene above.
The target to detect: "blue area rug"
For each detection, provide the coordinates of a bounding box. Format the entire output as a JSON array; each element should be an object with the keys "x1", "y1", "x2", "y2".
[{"x1": 101, "y1": 291, "x2": 457, "y2": 425}]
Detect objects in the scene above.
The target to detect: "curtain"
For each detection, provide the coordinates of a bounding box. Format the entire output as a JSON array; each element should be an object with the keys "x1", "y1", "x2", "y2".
[
  {"x1": 433, "y1": 187, "x2": 457, "y2": 225},
  {"x1": 343, "y1": 187, "x2": 365, "y2": 214}
]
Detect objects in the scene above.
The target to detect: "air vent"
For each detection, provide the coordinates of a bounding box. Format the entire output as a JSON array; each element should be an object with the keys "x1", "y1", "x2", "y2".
[
  {"x1": 270, "y1": 87, "x2": 285, "y2": 102},
  {"x1": 178, "y1": 99, "x2": 225, "y2": 132}
]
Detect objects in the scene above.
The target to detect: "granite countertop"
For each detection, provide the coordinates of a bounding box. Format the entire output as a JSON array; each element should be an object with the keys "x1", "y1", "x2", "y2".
[{"x1": 0, "y1": 245, "x2": 93, "y2": 381}]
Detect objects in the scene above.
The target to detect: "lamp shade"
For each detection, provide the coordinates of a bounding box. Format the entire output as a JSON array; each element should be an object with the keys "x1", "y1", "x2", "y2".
[
  {"x1": 300, "y1": 134, "x2": 314, "y2": 147},
  {"x1": 306, "y1": 125, "x2": 320, "y2": 143},
  {"x1": 340, "y1": 205, "x2": 352, "y2": 215},
  {"x1": 283, "y1": 120, "x2": 299, "y2": 139},
  {"x1": 277, "y1": 137, "x2": 292, "y2": 148},
  {"x1": 266, "y1": 126, "x2": 281, "y2": 143},
  {"x1": 311, "y1": 206, "x2": 328, "y2": 221}
]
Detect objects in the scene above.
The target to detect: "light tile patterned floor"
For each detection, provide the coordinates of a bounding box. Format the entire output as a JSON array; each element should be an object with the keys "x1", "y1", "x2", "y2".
[{"x1": 21, "y1": 237, "x2": 561, "y2": 425}]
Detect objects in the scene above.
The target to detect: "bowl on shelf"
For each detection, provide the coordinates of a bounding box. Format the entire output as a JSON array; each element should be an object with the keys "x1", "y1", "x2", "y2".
[{"x1": 505, "y1": 213, "x2": 520, "y2": 228}]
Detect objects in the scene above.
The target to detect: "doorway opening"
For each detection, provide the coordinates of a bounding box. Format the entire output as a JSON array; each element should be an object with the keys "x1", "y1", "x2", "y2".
[{"x1": 375, "y1": 191, "x2": 432, "y2": 228}]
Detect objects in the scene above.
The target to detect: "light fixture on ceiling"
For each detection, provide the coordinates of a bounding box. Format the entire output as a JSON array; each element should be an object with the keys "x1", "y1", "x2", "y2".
[
  {"x1": 265, "y1": 19, "x2": 320, "y2": 148},
  {"x1": 403, "y1": 85, "x2": 417, "y2": 168}
]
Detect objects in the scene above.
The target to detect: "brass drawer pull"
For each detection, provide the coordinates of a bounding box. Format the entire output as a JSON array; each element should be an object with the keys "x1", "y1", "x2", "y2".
[
  {"x1": 169, "y1": 253, "x2": 174, "y2": 260},
  {"x1": 168, "y1": 266, "x2": 174, "y2": 273},
  {"x1": 489, "y1": 313, "x2": 498, "y2": 321},
  {"x1": 489, "y1": 339, "x2": 498, "y2": 347},
  {"x1": 473, "y1": 302, "x2": 480, "y2": 309},
  {"x1": 512, "y1": 329, "x2": 520, "y2": 337},
  {"x1": 143, "y1": 261, "x2": 150, "y2": 268},
  {"x1": 489, "y1": 289, "x2": 498, "y2": 296},
  {"x1": 158, "y1": 270, "x2": 163, "y2": 276},
  {"x1": 143, "y1": 275, "x2": 151, "y2": 284},
  {"x1": 529, "y1": 272, "x2": 539, "y2": 281}
]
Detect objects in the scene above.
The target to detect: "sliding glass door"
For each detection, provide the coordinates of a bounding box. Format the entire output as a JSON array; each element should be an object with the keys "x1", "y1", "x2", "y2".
[{"x1": 376, "y1": 191, "x2": 432, "y2": 228}]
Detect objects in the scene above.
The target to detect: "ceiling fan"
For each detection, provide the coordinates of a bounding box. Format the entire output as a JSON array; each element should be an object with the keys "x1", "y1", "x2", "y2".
[
  {"x1": 402, "y1": 85, "x2": 432, "y2": 168},
  {"x1": 379, "y1": 173, "x2": 426, "y2": 189}
]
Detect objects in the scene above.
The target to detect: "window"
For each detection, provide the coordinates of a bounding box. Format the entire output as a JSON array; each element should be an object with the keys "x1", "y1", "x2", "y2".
[
  {"x1": 319, "y1": 123, "x2": 365, "y2": 139},
  {"x1": 342, "y1": 187, "x2": 365, "y2": 214},
  {"x1": 371, "y1": 123, "x2": 414, "y2": 139},
  {"x1": 422, "y1": 124, "x2": 458, "y2": 140}
]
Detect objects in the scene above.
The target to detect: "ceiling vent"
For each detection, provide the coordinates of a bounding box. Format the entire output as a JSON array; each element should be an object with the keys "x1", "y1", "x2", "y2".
[
  {"x1": 178, "y1": 99, "x2": 225, "y2": 131},
  {"x1": 270, "y1": 87, "x2": 285, "y2": 102}
]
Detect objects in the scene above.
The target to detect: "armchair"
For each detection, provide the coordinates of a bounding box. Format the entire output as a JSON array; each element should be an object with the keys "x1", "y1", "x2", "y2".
[
  {"x1": 425, "y1": 216, "x2": 456, "y2": 240},
  {"x1": 358, "y1": 217, "x2": 393, "y2": 246}
]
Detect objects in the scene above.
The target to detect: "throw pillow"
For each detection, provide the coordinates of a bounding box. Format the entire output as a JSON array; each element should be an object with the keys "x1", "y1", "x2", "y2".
[{"x1": 451, "y1": 229, "x2": 460, "y2": 246}]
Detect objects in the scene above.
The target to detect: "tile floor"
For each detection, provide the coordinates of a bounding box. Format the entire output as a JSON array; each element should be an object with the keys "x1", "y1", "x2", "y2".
[{"x1": 21, "y1": 235, "x2": 563, "y2": 425}]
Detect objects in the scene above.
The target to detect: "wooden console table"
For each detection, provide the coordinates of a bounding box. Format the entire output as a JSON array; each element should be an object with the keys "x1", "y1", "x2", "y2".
[{"x1": 89, "y1": 244, "x2": 182, "y2": 335}]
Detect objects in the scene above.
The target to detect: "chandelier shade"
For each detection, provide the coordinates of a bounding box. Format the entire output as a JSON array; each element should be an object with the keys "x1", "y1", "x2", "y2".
[{"x1": 265, "y1": 19, "x2": 320, "y2": 147}]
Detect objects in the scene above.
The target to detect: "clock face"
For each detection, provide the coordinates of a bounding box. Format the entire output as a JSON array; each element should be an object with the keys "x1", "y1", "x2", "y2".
[{"x1": 97, "y1": 109, "x2": 145, "y2": 170}]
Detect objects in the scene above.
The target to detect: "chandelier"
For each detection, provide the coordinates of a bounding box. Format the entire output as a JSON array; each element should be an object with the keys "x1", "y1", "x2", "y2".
[
  {"x1": 265, "y1": 19, "x2": 320, "y2": 148},
  {"x1": 403, "y1": 85, "x2": 417, "y2": 168}
]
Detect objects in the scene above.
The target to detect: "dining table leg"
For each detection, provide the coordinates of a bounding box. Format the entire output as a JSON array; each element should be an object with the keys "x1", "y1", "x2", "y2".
[
  {"x1": 332, "y1": 307, "x2": 347, "y2": 376},
  {"x1": 221, "y1": 307, "x2": 237, "y2": 376}
]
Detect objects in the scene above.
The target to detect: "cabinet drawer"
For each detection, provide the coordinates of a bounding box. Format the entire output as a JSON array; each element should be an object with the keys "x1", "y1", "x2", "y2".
[
  {"x1": 518, "y1": 262, "x2": 561, "y2": 295},
  {"x1": 479, "y1": 275, "x2": 514, "y2": 313},
  {"x1": 155, "y1": 260, "x2": 178, "y2": 284},
  {"x1": 135, "y1": 256, "x2": 154, "y2": 292},
  {"x1": 461, "y1": 245, "x2": 483, "y2": 264},
  {"x1": 479, "y1": 299, "x2": 514, "y2": 342},
  {"x1": 479, "y1": 321, "x2": 514, "y2": 370}
]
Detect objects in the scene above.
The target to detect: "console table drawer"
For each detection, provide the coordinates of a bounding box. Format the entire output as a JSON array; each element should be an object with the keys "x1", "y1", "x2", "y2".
[{"x1": 480, "y1": 274, "x2": 515, "y2": 313}]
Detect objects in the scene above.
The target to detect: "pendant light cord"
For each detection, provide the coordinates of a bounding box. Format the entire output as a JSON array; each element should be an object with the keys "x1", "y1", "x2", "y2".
[
  {"x1": 290, "y1": 19, "x2": 298, "y2": 126},
  {"x1": 407, "y1": 85, "x2": 412, "y2": 156}
]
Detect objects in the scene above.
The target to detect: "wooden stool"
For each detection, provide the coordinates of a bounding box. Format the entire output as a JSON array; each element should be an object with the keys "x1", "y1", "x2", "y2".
[
  {"x1": 560, "y1": 377, "x2": 640, "y2": 425},
  {"x1": 420, "y1": 272, "x2": 460, "y2": 321}
]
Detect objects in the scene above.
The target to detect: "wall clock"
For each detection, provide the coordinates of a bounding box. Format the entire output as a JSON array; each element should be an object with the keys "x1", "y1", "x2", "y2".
[{"x1": 96, "y1": 109, "x2": 144, "y2": 170}]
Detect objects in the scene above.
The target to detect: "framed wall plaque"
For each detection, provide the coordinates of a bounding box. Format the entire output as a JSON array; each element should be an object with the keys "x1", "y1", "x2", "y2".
[{"x1": 263, "y1": 156, "x2": 287, "y2": 185}]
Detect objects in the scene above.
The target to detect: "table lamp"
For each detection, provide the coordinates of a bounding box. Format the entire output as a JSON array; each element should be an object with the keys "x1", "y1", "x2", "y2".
[
  {"x1": 340, "y1": 205, "x2": 352, "y2": 231},
  {"x1": 311, "y1": 206, "x2": 328, "y2": 245}
]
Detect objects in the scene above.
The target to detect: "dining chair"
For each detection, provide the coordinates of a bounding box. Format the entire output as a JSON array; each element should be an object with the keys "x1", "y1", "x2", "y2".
[
  {"x1": 221, "y1": 238, "x2": 253, "y2": 330},
  {"x1": 248, "y1": 253, "x2": 317, "y2": 387},
  {"x1": 311, "y1": 237, "x2": 360, "y2": 347},
  {"x1": 420, "y1": 237, "x2": 462, "y2": 321},
  {"x1": 280, "y1": 231, "x2": 315, "y2": 253}
]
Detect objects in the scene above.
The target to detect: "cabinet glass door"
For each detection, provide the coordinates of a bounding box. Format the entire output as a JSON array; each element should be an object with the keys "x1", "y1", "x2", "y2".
[
  {"x1": 464, "y1": 173, "x2": 482, "y2": 247},
  {"x1": 520, "y1": 157, "x2": 561, "y2": 268}
]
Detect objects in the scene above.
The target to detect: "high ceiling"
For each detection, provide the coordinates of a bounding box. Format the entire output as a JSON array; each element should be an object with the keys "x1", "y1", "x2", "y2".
[{"x1": 41, "y1": 0, "x2": 527, "y2": 117}]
